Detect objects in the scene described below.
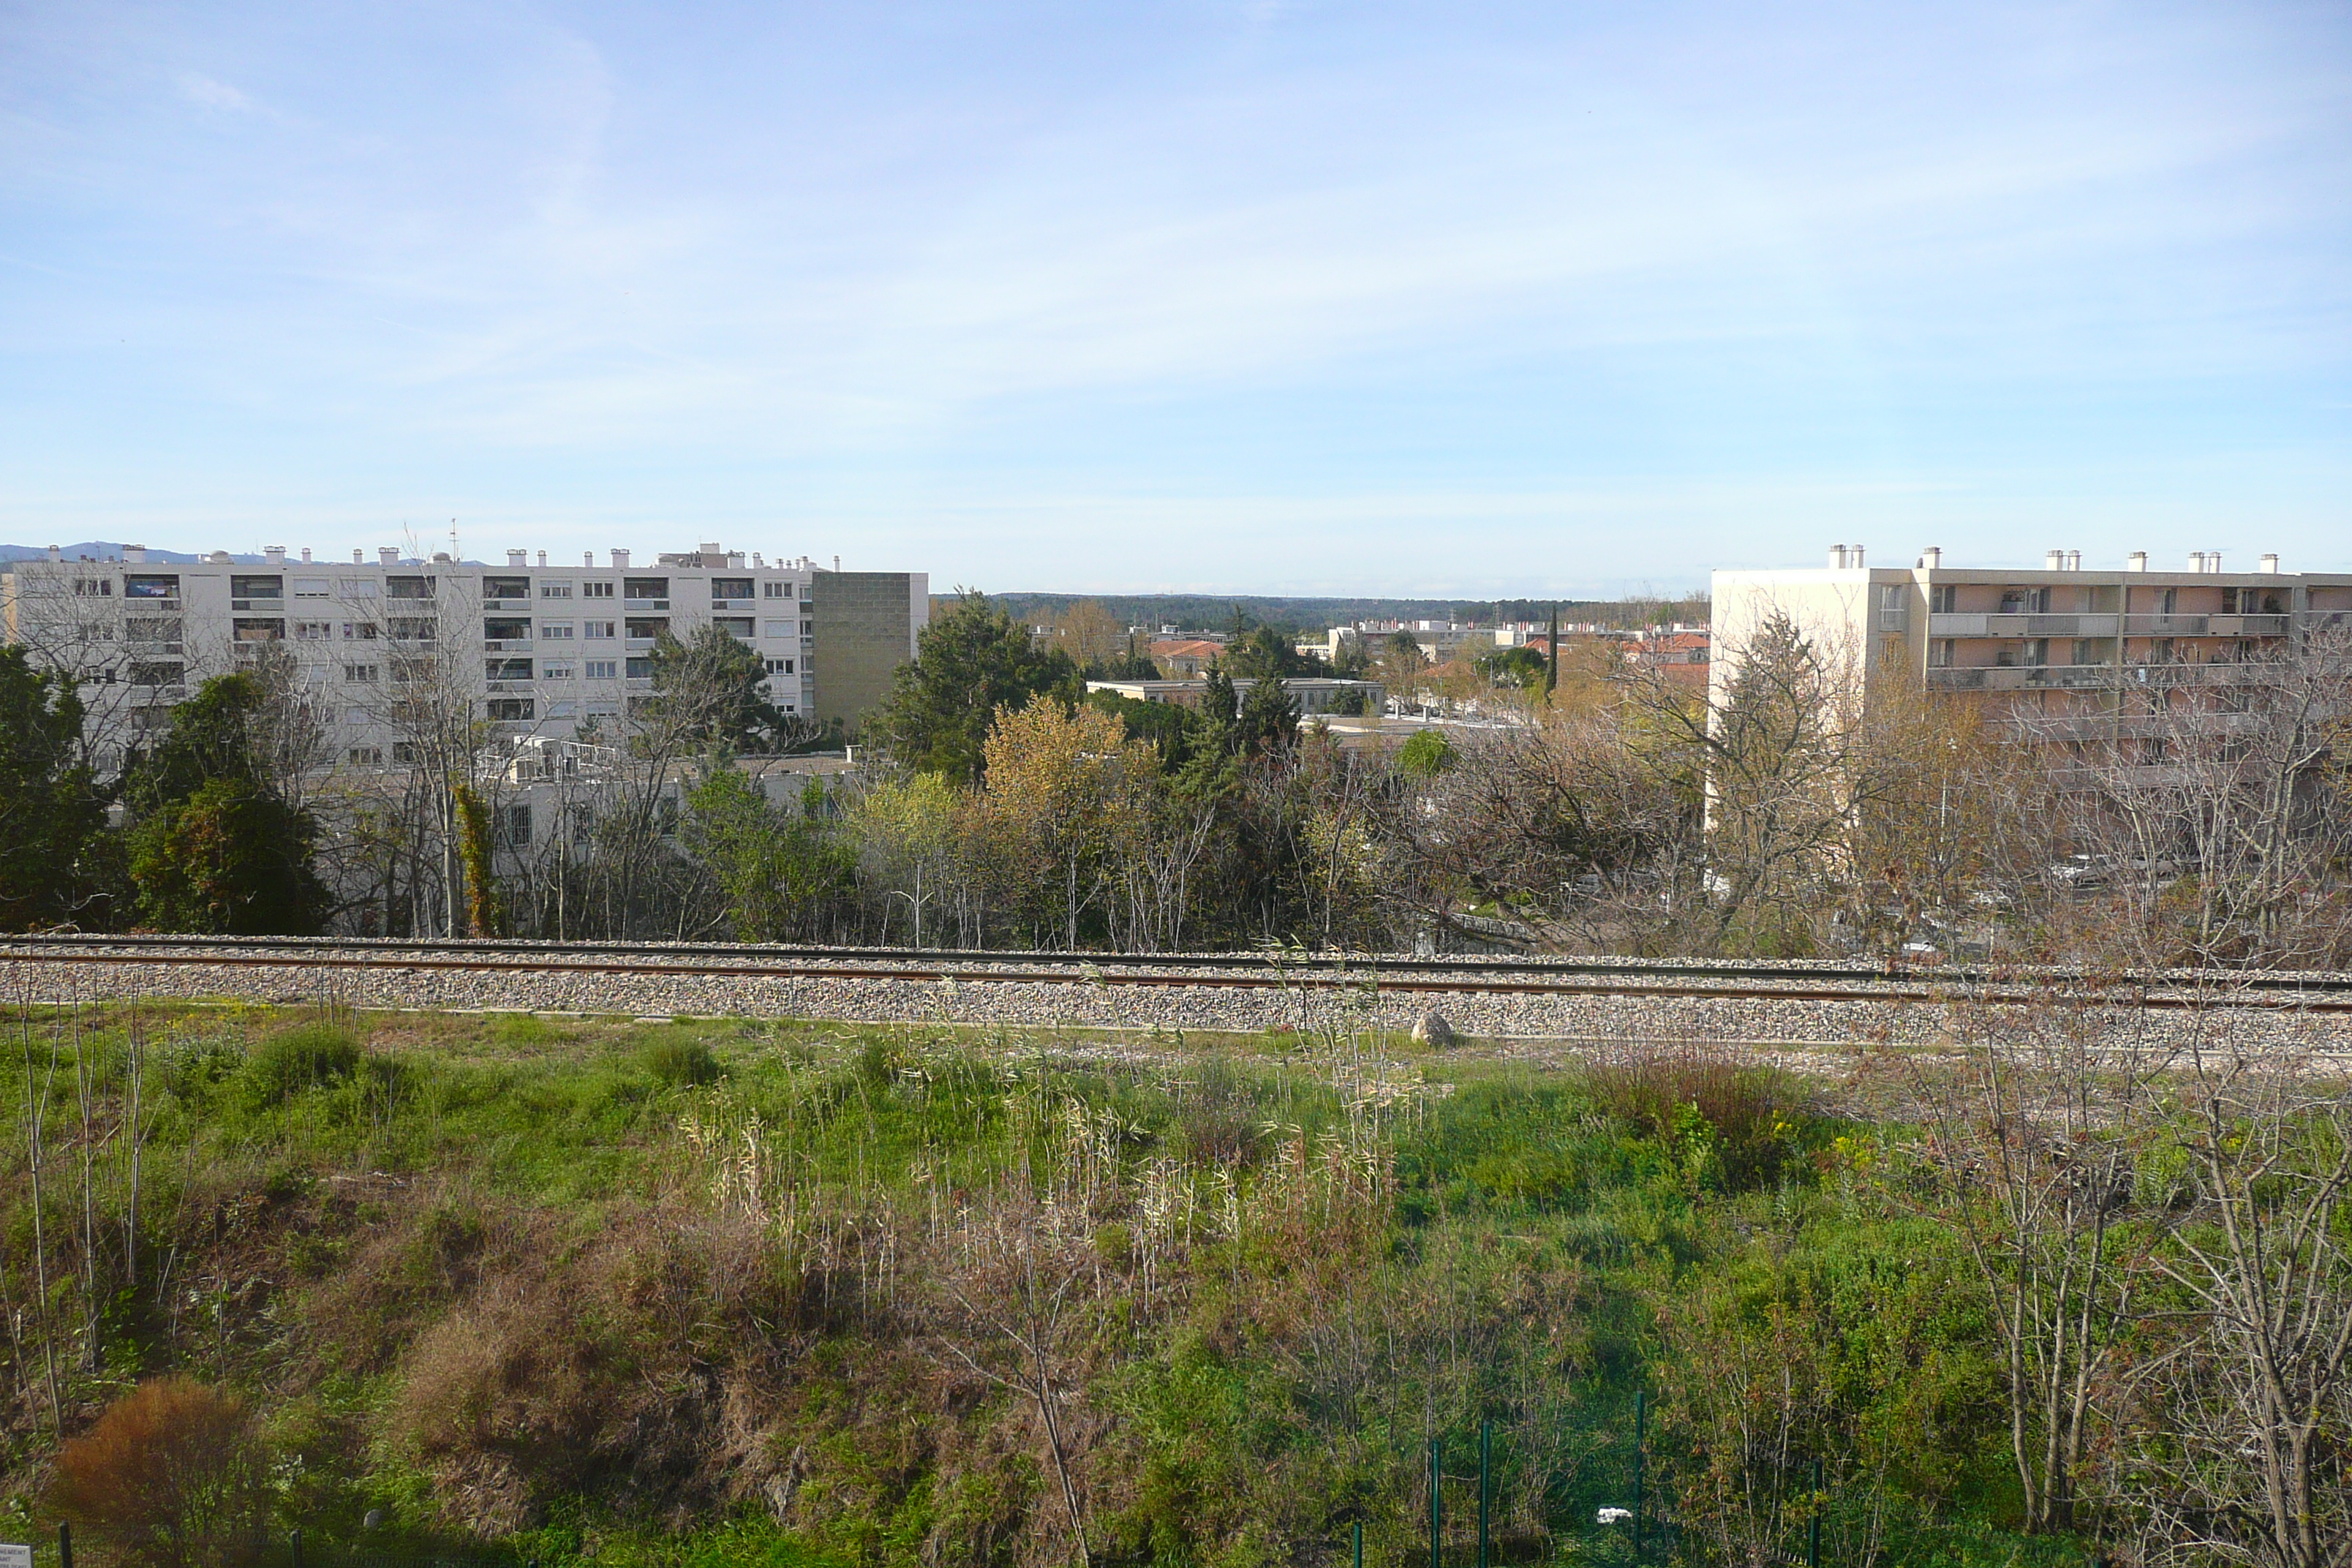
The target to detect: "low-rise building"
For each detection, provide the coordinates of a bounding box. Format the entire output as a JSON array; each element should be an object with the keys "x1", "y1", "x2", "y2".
[{"x1": 1086, "y1": 676, "x2": 1387, "y2": 717}]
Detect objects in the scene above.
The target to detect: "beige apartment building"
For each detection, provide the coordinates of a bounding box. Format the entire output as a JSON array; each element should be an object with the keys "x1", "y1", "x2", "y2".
[{"x1": 1710, "y1": 545, "x2": 2352, "y2": 732}]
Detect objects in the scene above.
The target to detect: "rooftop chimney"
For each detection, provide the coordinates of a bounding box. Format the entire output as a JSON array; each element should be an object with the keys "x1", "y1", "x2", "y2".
[
  {"x1": 353, "y1": 549, "x2": 363, "y2": 564},
  {"x1": 612, "y1": 549, "x2": 630, "y2": 569},
  {"x1": 728, "y1": 551, "x2": 745, "y2": 569},
  {"x1": 753, "y1": 552, "x2": 764, "y2": 568},
  {"x1": 2046, "y1": 549, "x2": 2065, "y2": 570},
  {"x1": 300, "y1": 548, "x2": 312, "y2": 564},
  {"x1": 1828, "y1": 544, "x2": 1848, "y2": 568},
  {"x1": 265, "y1": 546, "x2": 287, "y2": 566},
  {"x1": 1918, "y1": 546, "x2": 1942, "y2": 569},
  {"x1": 583, "y1": 551, "x2": 593, "y2": 567},
  {"x1": 507, "y1": 549, "x2": 527, "y2": 568},
  {"x1": 2189, "y1": 551, "x2": 2207, "y2": 573},
  {"x1": 2259, "y1": 552, "x2": 2280, "y2": 573},
  {"x1": 2066, "y1": 550, "x2": 2081, "y2": 571},
  {"x1": 433, "y1": 551, "x2": 452, "y2": 565},
  {"x1": 47, "y1": 544, "x2": 61, "y2": 562},
  {"x1": 538, "y1": 550, "x2": 547, "y2": 568},
  {"x1": 123, "y1": 544, "x2": 146, "y2": 564},
  {"x1": 380, "y1": 547, "x2": 400, "y2": 566},
  {"x1": 2207, "y1": 550, "x2": 2223, "y2": 573},
  {"x1": 698, "y1": 542, "x2": 723, "y2": 558},
  {"x1": 2127, "y1": 551, "x2": 2148, "y2": 571}
]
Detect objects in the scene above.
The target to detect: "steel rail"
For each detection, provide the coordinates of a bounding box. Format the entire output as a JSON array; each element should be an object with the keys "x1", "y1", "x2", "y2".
[
  {"x1": 5, "y1": 931, "x2": 2349, "y2": 994},
  {"x1": 6, "y1": 941, "x2": 2351, "y2": 1011}
]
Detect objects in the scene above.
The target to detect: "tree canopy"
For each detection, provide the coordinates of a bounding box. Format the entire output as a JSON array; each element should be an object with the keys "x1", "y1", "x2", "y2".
[
  {"x1": 873, "y1": 592, "x2": 1079, "y2": 782},
  {"x1": 0, "y1": 646, "x2": 108, "y2": 931}
]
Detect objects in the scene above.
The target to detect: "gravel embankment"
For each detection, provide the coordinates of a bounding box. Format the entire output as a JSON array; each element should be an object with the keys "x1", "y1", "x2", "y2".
[{"x1": 6, "y1": 946, "x2": 2349, "y2": 1059}]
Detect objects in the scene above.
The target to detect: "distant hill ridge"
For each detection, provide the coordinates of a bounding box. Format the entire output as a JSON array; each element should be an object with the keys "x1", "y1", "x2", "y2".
[
  {"x1": 985, "y1": 591, "x2": 1700, "y2": 633},
  {"x1": 0, "y1": 542, "x2": 268, "y2": 565}
]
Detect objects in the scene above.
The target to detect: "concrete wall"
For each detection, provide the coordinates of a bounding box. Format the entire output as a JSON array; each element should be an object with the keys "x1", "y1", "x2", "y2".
[{"x1": 812, "y1": 570, "x2": 930, "y2": 731}]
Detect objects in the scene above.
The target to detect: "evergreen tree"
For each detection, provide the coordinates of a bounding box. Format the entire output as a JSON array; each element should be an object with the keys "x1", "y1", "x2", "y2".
[
  {"x1": 122, "y1": 673, "x2": 327, "y2": 934},
  {"x1": 872, "y1": 592, "x2": 1079, "y2": 782},
  {"x1": 0, "y1": 646, "x2": 109, "y2": 930}
]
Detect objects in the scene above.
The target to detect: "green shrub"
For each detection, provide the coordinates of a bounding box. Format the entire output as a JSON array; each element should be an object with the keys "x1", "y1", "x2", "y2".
[
  {"x1": 640, "y1": 1036, "x2": 721, "y2": 1087},
  {"x1": 245, "y1": 1022, "x2": 362, "y2": 1104}
]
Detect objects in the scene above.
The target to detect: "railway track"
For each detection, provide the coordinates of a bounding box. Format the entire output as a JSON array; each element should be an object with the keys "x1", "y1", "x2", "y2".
[{"x1": 7, "y1": 933, "x2": 2351, "y2": 1011}]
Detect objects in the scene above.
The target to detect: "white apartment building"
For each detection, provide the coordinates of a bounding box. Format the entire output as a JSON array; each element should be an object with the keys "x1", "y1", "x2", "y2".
[
  {"x1": 1710, "y1": 544, "x2": 2352, "y2": 733},
  {"x1": 2, "y1": 540, "x2": 928, "y2": 772}
]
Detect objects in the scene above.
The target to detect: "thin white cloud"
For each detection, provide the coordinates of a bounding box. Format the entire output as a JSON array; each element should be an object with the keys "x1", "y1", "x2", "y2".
[{"x1": 177, "y1": 72, "x2": 251, "y2": 112}]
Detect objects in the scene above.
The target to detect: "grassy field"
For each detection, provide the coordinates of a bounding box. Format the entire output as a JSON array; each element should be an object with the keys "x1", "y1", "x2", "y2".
[{"x1": 0, "y1": 1000, "x2": 2084, "y2": 1568}]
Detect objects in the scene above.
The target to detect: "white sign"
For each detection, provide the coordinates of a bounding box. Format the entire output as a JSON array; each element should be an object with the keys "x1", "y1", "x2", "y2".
[{"x1": 0, "y1": 1543, "x2": 34, "y2": 1568}]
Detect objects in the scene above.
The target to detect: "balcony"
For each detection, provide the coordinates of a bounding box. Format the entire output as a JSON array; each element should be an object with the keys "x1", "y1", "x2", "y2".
[
  {"x1": 483, "y1": 638, "x2": 533, "y2": 652},
  {"x1": 486, "y1": 680, "x2": 535, "y2": 694},
  {"x1": 624, "y1": 598, "x2": 670, "y2": 611},
  {"x1": 1929, "y1": 612, "x2": 2122, "y2": 638},
  {"x1": 483, "y1": 597, "x2": 530, "y2": 611},
  {"x1": 1929, "y1": 661, "x2": 2270, "y2": 692},
  {"x1": 2117, "y1": 614, "x2": 2291, "y2": 637}
]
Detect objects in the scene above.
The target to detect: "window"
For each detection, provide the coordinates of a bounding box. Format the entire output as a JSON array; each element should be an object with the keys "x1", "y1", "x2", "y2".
[
  {"x1": 337, "y1": 577, "x2": 378, "y2": 598},
  {"x1": 764, "y1": 619, "x2": 796, "y2": 638},
  {"x1": 1929, "y1": 584, "x2": 1956, "y2": 613},
  {"x1": 625, "y1": 617, "x2": 668, "y2": 639},
  {"x1": 129, "y1": 661, "x2": 184, "y2": 687},
  {"x1": 540, "y1": 622, "x2": 573, "y2": 639},
  {"x1": 2022, "y1": 638, "x2": 2048, "y2": 668},
  {"x1": 540, "y1": 581, "x2": 573, "y2": 599},
  {"x1": 1928, "y1": 640, "x2": 1953, "y2": 668},
  {"x1": 388, "y1": 617, "x2": 435, "y2": 641},
  {"x1": 74, "y1": 578, "x2": 113, "y2": 597},
  {"x1": 233, "y1": 619, "x2": 284, "y2": 641},
  {"x1": 342, "y1": 622, "x2": 380, "y2": 640},
  {"x1": 486, "y1": 657, "x2": 533, "y2": 681},
  {"x1": 2159, "y1": 588, "x2": 2178, "y2": 615},
  {"x1": 584, "y1": 659, "x2": 618, "y2": 679},
  {"x1": 483, "y1": 576, "x2": 529, "y2": 600},
  {"x1": 127, "y1": 617, "x2": 184, "y2": 642},
  {"x1": 293, "y1": 578, "x2": 331, "y2": 597},
  {"x1": 623, "y1": 577, "x2": 668, "y2": 600},
  {"x1": 344, "y1": 663, "x2": 379, "y2": 682},
  {"x1": 540, "y1": 662, "x2": 575, "y2": 681},
  {"x1": 124, "y1": 575, "x2": 180, "y2": 599},
  {"x1": 494, "y1": 804, "x2": 532, "y2": 848},
  {"x1": 230, "y1": 576, "x2": 283, "y2": 600},
  {"x1": 544, "y1": 700, "x2": 576, "y2": 719},
  {"x1": 388, "y1": 576, "x2": 434, "y2": 599},
  {"x1": 586, "y1": 699, "x2": 620, "y2": 717},
  {"x1": 392, "y1": 741, "x2": 418, "y2": 764},
  {"x1": 347, "y1": 746, "x2": 383, "y2": 766},
  {"x1": 486, "y1": 698, "x2": 535, "y2": 722},
  {"x1": 764, "y1": 657, "x2": 796, "y2": 676},
  {"x1": 2072, "y1": 639, "x2": 2098, "y2": 666},
  {"x1": 715, "y1": 617, "x2": 754, "y2": 638},
  {"x1": 484, "y1": 618, "x2": 531, "y2": 642},
  {"x1": 295, "y1": 622, "x2": 332, "y2": 641},
  {"x1": 764, "y1": 581, "x2": 793, "y2": 599},
  {"x1": 583, "y1": 581, "x2": 614, "y2": 598},
  {"x1": 584, "y1": 620, "x2": 616, "y2": 639},
  {"x1": 625, "y1": 657, "x2": 652, "y2": 679},
  {"x1": 712, "y1": 578, "x2": 754, "y2": 601}
]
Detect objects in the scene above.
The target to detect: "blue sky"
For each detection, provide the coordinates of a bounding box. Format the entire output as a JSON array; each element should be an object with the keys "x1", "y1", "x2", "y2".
[{"x1": 3, "y1": 1, "x2": 2347, "y2": 595}]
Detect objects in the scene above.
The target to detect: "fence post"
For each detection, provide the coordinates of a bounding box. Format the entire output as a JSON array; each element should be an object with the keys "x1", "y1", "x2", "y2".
[
  {"x1": 57, "y1": 1523, "x2": 72, "y2": 1568},
  {"x1": 1429, "y1": 1435, "x2": 1443, "y2": 1568},
  {"x1": 292, "y1": 1528, "x2": 304, "y2": 1568},
  {"x1": 1631, "y1": 1391, "x2": 1645, "y2": 1564},
  {"x1": 1353, "y1": 1520, "x2": 1363, "y2": 1568},
  {"x1": 1477, "y1": 1420, "x2": 1491, "y2": 1568}
]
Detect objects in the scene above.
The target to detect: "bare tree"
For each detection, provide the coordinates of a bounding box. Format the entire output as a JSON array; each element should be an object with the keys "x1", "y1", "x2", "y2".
[
  {"x1": 1910, "y1": 1002, "x2": 2171, "y2": 1534},
  {"x1": 2130, "y1": 1041, "x2": 2352, "y2": 1568}
]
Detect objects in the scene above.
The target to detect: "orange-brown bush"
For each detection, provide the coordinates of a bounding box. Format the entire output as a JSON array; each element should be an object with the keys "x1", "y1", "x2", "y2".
[
  {"x1": 385, "y1": 1205, "x2": 815, "y2": 1532},
  {"x1": 51, "y1": 1376, "x2": 270, "y2": 1568}
]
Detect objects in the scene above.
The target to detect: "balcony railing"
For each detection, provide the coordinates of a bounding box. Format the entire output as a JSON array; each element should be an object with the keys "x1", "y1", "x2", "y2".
[
  {"x1": 483, "y1": 638, "x2": 533, "y2": 652},
  {"x1": 1929, "y1": 661, "x2": 2272, "y2": 692},
  {"x1": 624, "y1": 598, "x2": 670, "y2": 611}
]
